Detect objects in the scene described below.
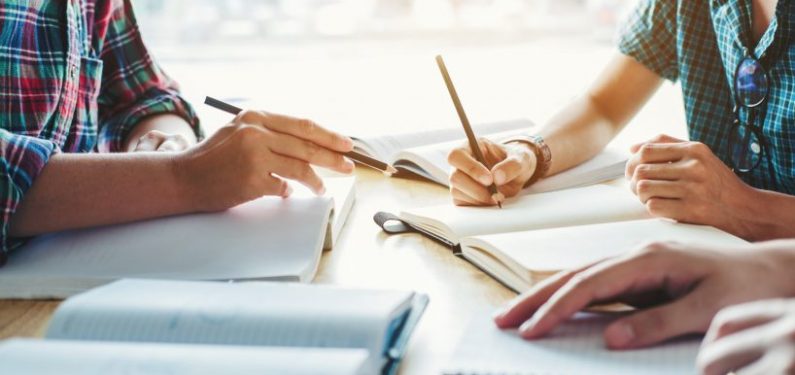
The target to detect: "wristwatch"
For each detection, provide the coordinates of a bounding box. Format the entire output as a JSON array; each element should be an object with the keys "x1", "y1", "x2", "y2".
[{"x1": 502, "y1": 134, "x2": 552, "y2": 187}]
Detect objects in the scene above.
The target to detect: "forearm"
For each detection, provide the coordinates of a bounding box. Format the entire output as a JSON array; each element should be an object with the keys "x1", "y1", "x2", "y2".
[
  {"x1": 732, "y1": 186, "x2": 795, "y2": 241},
  {"x1": 8, "y1": 152, "x2": 193, "y2": 237},
  {"x1": 122, "y1": 113, "x2": 198, "y2": 152}
]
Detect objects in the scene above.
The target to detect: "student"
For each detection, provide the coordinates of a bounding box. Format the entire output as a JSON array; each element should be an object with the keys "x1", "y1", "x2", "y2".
[
  {"x1": 698, "y1": 298, "x2": 795, "y2": 374},
  {"x1": 492, "y1": 240, "x2": 795, "y2": 351},
  {"x1": 0, "y1": 0, "x2": 354, "y2": 265},
  {"x1": 447, "y1": 0, "x2": 795, "y2": 241}
]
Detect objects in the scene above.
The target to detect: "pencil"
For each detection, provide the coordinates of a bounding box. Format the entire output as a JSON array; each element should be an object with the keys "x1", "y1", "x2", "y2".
[
  {"x1": 435, "y1": 55, "x2": 504, "y2": 208},
  {"x1": 204, "y1": 96, "x2": 397, "y2": 175}
]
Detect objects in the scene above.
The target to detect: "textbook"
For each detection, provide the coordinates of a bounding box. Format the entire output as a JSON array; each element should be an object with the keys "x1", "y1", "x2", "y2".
[
  {"x1": 376, "y1": 185, "x2": 747, "y2": 292},
  {"x1": 443, "y1": 312, "x2": 700, "y2": 375},
  {"x1": 352, "y1": 121, "x2": 627, "y2": 192},
  {"x1": 0, "y1": 279, "x2": 428, "y2": 375},
  {"x1": 0, "y1": 177, "x2": 356, "y2": 299}
]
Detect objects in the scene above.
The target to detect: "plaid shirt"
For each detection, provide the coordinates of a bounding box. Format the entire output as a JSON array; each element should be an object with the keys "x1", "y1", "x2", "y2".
[
  {"x1": 619, "y1": 0, "x2": 794, "y2": 193},
  {"x1": 0, "y1": 0, "x2": 201, "y2": 263}
]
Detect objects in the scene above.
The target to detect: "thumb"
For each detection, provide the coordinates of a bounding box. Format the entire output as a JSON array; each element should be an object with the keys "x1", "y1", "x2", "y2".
[
  {"x1": 630, "y1": 134, "x2": 687, "y2": 153},
  {"x1": 603, "y1": 293, "x2": 710, "y2": 349}
]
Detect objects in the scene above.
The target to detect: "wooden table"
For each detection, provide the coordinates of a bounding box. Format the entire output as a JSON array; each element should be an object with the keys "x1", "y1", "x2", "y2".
[{"x1": 0, "y1": 39, "x2": 686, "y2": 373}]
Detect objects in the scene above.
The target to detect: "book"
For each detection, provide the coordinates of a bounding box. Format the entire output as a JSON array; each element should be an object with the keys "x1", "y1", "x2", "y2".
[
  {"x1": 443, "y1": 312, "x2": 700, "y2": 375},
  {"x1": 376, "y1": 185, "x2": 747, "y2": 292},
  {"x1": 0, "y1": 339, "x2": 371, "y2": 375},
  {"x1": 0, "y1": 177, "x2": 356, "y2": 299},
  {"x1": 13, "y1": 279, "x2": 429, "y2": 375},
  {"x1": 352, "y1": 121, "x2": 628, "y2": 193}
]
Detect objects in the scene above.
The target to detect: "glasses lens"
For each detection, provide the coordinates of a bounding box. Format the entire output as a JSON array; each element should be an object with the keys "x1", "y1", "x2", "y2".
[
  {"x1": 735, "y1": 57, "x2": 769, "y2": 108},
  {"x1": 730, "y1": 121, "x2": 763, "y2": 172}
]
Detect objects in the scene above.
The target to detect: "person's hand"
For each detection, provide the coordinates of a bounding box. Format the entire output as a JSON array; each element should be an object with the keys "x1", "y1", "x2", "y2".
[
  {"x1": 492, "y1": 240, "x2": 795, "y2": 350},
  {"x1": 625, "y1": 134, "x2": 757, "y2": 239},
  {"x1": 129, "y1": 130, "x2": 193, "y2": 152},
  {"x1": 447, "y1": 138, "x2": 536, "y2": 206},
  {"x1": 698, "y1": 299, "x2": 795, "y2": 375},
  {"x1": 175, "y1": 110, "x2": 355, "y2": 212}
]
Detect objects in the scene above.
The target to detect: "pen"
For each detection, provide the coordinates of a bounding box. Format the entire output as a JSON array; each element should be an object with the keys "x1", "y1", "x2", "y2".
[
  {"x1": 204, "y1": 96, "x2": 397, "y2": 175},
  {"x1": 435, "y1": 55, "x2": 504, "y2": 208}
]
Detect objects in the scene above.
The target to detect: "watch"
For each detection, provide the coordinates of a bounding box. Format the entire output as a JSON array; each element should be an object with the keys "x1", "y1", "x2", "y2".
[{"x1": 502, "y1": 134, "x2": 552, "y2": 187}]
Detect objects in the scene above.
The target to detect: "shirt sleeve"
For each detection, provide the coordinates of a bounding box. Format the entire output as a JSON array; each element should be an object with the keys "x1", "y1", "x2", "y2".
[
  {"x1": 616, "y1": 0, "x2": 680, "y2": 82},
  {"x1": 0, "y1": 130, "x2": 58, "y2": 263},
  {"x1": 96, "y1": 0, "x2": 202, "y2": 153}
]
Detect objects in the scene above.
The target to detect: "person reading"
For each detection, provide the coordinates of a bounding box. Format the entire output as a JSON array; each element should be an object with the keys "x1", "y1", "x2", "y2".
[
  {"x1": 0, "y1": 0, "x2": 354, "y2": 265},
  {"x1": 446, "y1": 0, "x2": 795, "y2": 241}
]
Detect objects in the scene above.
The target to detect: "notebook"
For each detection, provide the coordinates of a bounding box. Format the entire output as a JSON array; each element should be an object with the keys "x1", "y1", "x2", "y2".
[
  {"x1": 353, "y1": 121, "x2": 627, "y2": 193},
  {"x1": 376, "y1": 185, "x2": 747, "y2": 292},
  {"x1": 0, "y1": 177, "x2": 356, "y2": 299},
  {"x1": 30, "y1": 279, "x2": 429, "y2": 375},
  {"x1": 443, "y1": 312, "x2": 700, "y2": 375},
  {"x1": 0, "y1": 339, "x2": 370, "y2": 375}
]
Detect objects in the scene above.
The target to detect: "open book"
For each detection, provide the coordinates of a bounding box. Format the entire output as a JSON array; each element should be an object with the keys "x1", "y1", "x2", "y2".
[
  {"x1": 443, "y1": 312, "x2": 700, "y2": 375},
  {"x1": 0, "y1": 177, "x2": 356, "y2": 299},
  {"x1": 353, "y1": 121, "x2": 627, "y2": 193},
  {"x1": 2, "y1": 279, "x2": 429, "y2": 375},
  {"x1": 376, "y1": 185, "x2": 747, "y2": 292}
]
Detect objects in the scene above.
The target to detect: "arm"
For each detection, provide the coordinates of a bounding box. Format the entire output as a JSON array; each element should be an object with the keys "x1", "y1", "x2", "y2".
[{"x1": 447, "y1": 54, "x2": 664, "y2": 205}]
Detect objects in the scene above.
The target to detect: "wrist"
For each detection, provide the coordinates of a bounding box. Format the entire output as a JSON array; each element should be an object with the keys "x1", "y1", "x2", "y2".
[
  {"x1": 171, "y1": 151, "x2": 205, "y2": 213},
  {"x1": 727, "y1": 184, "x2": 784, "y2": 241}
]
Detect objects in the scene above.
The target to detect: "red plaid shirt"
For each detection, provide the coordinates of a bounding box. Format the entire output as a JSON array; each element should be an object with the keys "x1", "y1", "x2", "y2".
[{"x1": 0, "y1": 0, "x2": 201, "y2": 262}]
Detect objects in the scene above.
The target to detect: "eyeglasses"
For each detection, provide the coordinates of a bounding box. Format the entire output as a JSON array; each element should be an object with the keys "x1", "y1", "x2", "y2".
[{"x1": 729, "y1": 55, "x2": 770, "y2": 173}]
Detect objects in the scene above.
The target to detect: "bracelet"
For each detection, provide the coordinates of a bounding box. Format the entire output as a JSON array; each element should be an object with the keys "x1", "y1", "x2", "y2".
[{"x1": 502, "y1": 134, "x2": 552, "y2": 187}]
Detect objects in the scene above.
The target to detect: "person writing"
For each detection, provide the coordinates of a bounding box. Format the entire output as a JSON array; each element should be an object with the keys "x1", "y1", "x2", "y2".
[
  {"x1": 0, "y1": 0, "x2": 354, "y2": 265},
  {"x1": 447, "y1": 0, "x2": 795, "y2": 241}
]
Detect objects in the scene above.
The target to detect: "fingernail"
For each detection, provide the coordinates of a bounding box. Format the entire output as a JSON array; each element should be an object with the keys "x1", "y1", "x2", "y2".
[
  {"x1": 492, "y1": 307, "x2": 509, "y2": 320},
  {"x1": 479, "y1": 174, "x2": 492, "y2": 185},
  {"x1": 606, "y1": 322, "x2": 635, "y2": 348},
  {"x1": 519, "y1": 318, "x2": 537, "y2": 334},
  {"x1": 494, "y1": 170, "x2": 506, "y2": 185},
  {"x1": 282, "y1": 185, "x2": 293, "y2": 198}
]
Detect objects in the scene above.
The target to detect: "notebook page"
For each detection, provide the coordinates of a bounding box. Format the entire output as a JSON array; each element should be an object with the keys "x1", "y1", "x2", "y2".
[
  {"x1": 525, "y1": 147, "x2": 628, "y2": 194},
  {"x1": 402, "y1": 185, "x2": 649, "y2": 243},
  {"x1": 0, "y1": 194, "x2": 334, "y2": 299},
  {"x1": 0, "y1": 339, "x2": 368, "y2": 375},
  {"x1": 46, "y1": 280, "x2": 414, "y2": 375},
  {"x1": 353, "y1": 119, "x2": 532, "y2": 162},
  {"x1": 443, "y1": 313, "x2": 699, "y2": 375},
  {"x1": 291, "y1": 176, "x2": 356, "y2": 249}
]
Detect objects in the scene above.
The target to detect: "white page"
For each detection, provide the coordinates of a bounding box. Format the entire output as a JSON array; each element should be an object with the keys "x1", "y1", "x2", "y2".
[
  {"x1": 46, "y1": 279, "x2": 415, "y2": 375},
  {"x1": 0, "y1": 195, "x2": 334, "y2": 299},
  {"x1": 0, "y1": 339, "x2": 368, "y2": 375},
  {"x1": 291, "y1": 176, "x2": 356, "y2": 249},
  {"x1": 526, "y1": 147, "x2": 628, "y2": 194},
  {"x1": 402, "y1": 185, "x2": 650, "y2": 244},
  {"x1": 461, "y1": 219, "x2": 747, "y2": 292},
  {"x1": 443, "y1": 313, "x2": 699, "y2": 375},
  {"x1": 352, "y1": 119, "x2": 532, "y2": 162}
]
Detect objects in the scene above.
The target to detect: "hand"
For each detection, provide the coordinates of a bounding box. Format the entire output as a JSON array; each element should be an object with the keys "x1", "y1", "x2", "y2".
[
  {"x1": 698, "y1": 299, "x2": 795, "y2": 375},
  {"x1": 447, "y1": 138, "x2": 536, "y2": 206},
  {"x1": 175, "y1": 110, "x2": 354, "y2": 212},
  {"x1": 128, "y1": 130, "x2": 193, "y2": 152},
  {"x1": 492, "y1": 240, "x2": 795, "y2": 350},
  {"x1": 625, "y1": 134, "x2": 757, "y2": 238}
]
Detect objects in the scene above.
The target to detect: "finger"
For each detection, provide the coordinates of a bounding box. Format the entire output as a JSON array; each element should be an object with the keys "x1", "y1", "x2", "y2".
[
  {"x1": 449, "y1": 170, "x2": 495, "y2": 205},
  {"x1": 482, "y1": 139, "x2": 507, "y2": 167},
  {"x1": 239, "y1": 110, "x2": 353, "y2": 153},
  {"x1": 491, "y1": 156, "x2": 526, "y2": 186},
  {"x1": 448, "y1": 147, "x2": 493, "y2": 185},
  {"x1": 603, "y1": 292, "x2": 710, "y2": 349},
  {"x1": 698, "y1": 326, "x2": 770, "y2": 375},
  {"x1": 494, "y1": 262, "x2": 600, "y2": 328},
  {"x1": 267, "y1": 154, "x2": 325, "y2": 195},
  {"x1": 518, "y1": 245, "x2": 697, "y2": 340},
  {"x1": 704, "y1": 299, "x2": 790, "y2": 345},
  {"x1": 261, "y1": 174, "x2": 293, "y2": 198},
  {"x1": 630, "y1": 162, "x2": 686, "y2": 186},
  {"x1": 736, "y1": 345, "x2": 795, "y2": 375},
  {"x1": 644, "y1": 198, "x2": 688, "y2": 222},
  {"x1": 157, "y1": 139, "x2": 183, "y2": 152},
  {"x1": 635, "y1": 180, "x2": 686, "y2": 203},
  {"x1": 268, "y1": 132, "x2": 355, "y2": 173},
  {"x1": 629, "y1": 134, "x2": 687, "y2": 153},
  {"x1": 134, "y1": 132, "x2": 166, "y2": 152},
  {"x1": 451, "y1": 187, "x2": 483, "y2": 206}
]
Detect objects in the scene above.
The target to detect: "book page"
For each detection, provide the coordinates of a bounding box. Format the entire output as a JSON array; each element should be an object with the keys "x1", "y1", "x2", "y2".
[
  {"x1": 525, "y1": 147, "x2": 628, "y2": 194},
  {"x1": 291, "y1": 176, "x2": 357, "y2": 249},
  {"x1": 46, "y1": 279, "x2": 415, "y2": 375},
  {"x1": 443, "y1": 313, "x2": 700, "y2": 375},
  {"x1": 0, "y1": 194, "x2": 335, "y2": 299},
  {"x1": 0, "y1": 339, "x2": 368, "y2": 375},
  {"x1": 401, "y1": 185, "x2": 650, "y2": 244},
  {"x1": 461, "y1": 219, "x2": 748, "y2": 292},
  {"x1": 352, "y1": 119, "x2": 532, "y2": 162}
]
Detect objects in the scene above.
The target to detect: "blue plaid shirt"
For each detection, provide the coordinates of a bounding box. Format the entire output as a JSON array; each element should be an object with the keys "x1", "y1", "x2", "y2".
[{"x1": 618, "y1": 0, "x2": 794, "y2": 194}]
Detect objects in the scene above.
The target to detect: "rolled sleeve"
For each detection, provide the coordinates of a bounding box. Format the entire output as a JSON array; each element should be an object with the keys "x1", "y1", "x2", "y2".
[
  {"x1": 0, "y1": 131, "x2": 58, "y2": 263},
  {"x1": 617, "y1": 0, "x2": 680, "y2": 82},
  {"x1": 96, "y1": 0, "x2": 202, "y2": 152}
]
